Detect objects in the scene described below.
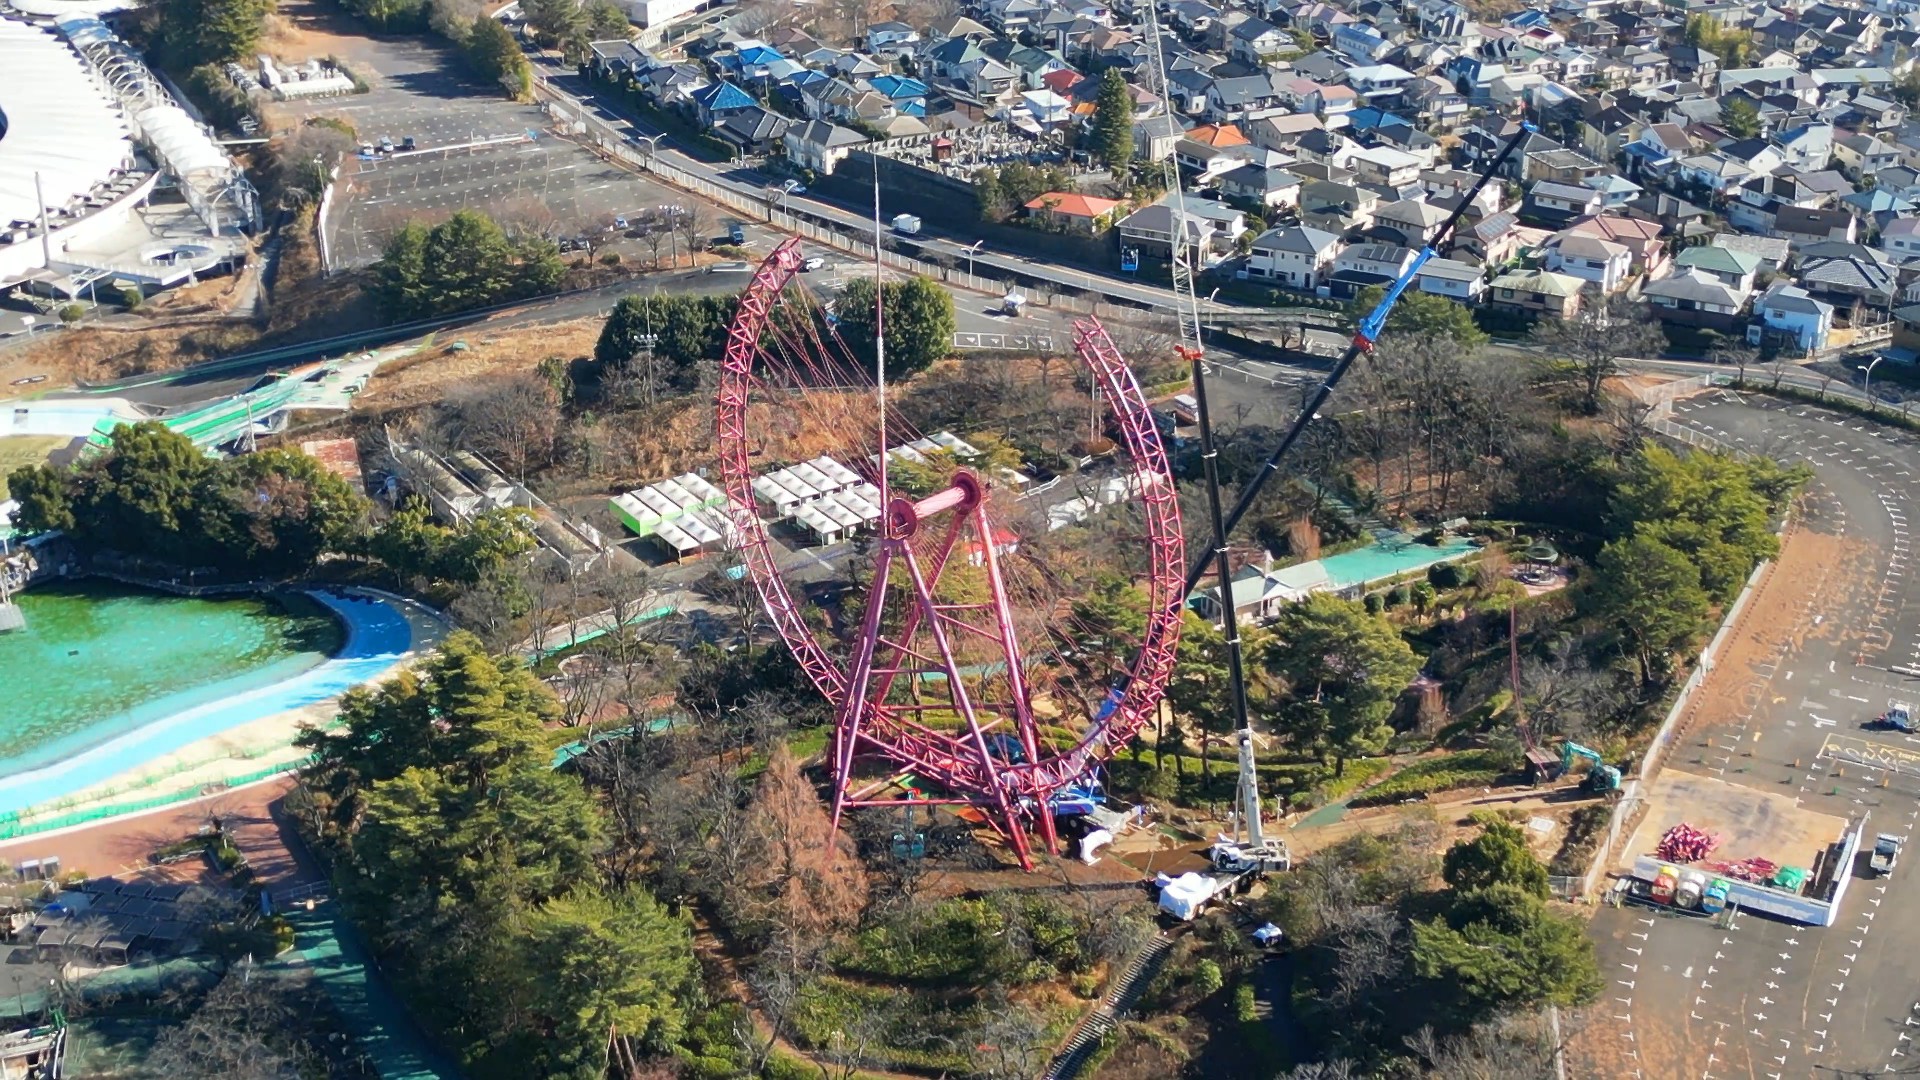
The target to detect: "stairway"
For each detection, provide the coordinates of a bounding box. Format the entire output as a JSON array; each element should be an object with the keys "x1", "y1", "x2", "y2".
[{"x1": 1042, "y1": 932, "x2": 1177, "y2": 1080}]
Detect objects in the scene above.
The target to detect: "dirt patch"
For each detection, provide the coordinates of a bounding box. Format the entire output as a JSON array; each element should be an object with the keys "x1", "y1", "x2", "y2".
[
  {"x1": 1674, "y1": 516, "x2": 1867, "y2": 737},
  {"x1": 0, "y1": 322, "x2": 264, "y2": 387},
  {"x1": 1614, "y1": 770, "x2": 1847, "y2": 872},
  {"x1": 354, "y1": 318, "x2": 604, "y2": 412}
]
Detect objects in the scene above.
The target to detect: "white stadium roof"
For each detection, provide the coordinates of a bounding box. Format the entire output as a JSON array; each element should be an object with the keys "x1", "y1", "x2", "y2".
[{"x1": 0, "y1": 15, "x2": 131, "y2": 229}]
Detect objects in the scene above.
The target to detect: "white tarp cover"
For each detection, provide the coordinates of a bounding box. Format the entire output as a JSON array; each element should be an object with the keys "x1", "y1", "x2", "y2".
[
  {"x1": 1156, "y1": 872, "x2": 1219, "y2": 920},
  {"x1": 0, "y1": 16, "x2": 131, "y2": 228},
  {"x1": 1079, "y1": 828, "x2": 1113, "y2": 864}
]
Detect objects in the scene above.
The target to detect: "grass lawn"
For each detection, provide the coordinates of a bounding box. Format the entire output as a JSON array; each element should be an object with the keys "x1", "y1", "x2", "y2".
[{"x1": 0, "y1": 435, "x2": 67, "y2": 500}]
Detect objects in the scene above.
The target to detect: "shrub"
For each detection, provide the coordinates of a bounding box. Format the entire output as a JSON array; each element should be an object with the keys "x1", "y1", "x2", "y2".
[
  {"x1": 1389, "y1": 584, "x2": 1412, "y2": 607},
  {"x1": 1428, "y1": 562, "x2": 1469, "y2": 589},
  {"x1": 57, "y1": 304, "x2": 85, "y2": 324},
  {"x1": 119, "y1": 287, "x2": 144, "y2": 310},
  {"x1": 1364, "y1": 592, "x2": 1385, "y2": 614},
  {"x1": 1233, "y1": 981, "x2": 1258, "y2": 1023},
  {"x1": 599, "y1": 252, "x2": 622, "y2": 266},
  {"x1": 1349, "y1": 749, "x2": 1519, "y2": 807},
  {"x1": 1194, "y1": 959, "x2": 1224, "y2": 997},
  {"x1": 1549, "y1": 803, "x2": 1615, "y2": 876}
]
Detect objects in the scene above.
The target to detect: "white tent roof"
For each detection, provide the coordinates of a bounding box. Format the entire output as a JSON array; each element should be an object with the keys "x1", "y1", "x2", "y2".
[{"x1": 0, "y1": 16, "x2": 131, "y2": 230}]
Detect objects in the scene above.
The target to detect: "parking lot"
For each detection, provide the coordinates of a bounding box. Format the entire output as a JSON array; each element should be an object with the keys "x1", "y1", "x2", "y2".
[
  {"x1": 1573, "y1": 392, "x2": 1920, "y2": 1079},
  {"x1": 267, "y1": 21, "x2": 740, "y2": 267}
]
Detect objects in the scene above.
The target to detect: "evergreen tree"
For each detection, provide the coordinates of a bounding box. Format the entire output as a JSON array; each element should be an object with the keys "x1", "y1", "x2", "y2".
[
  {"x1": 1259, "y1": 594, "x2": 1421, "y2": 773},
  {"x1": 1090, "y1": 69, "x2": 1135, "y2": 170},
  {"x1": 836, "y1": 275, "x2": 956, "y2": 381}
]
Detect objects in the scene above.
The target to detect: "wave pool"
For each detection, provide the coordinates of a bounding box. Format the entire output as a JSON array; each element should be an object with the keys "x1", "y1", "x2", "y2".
[{"x1": 0, "y1": 584, "x2": 417, "y2": 814}]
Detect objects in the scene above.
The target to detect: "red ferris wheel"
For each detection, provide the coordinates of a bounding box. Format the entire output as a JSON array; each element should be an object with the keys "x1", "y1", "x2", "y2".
[{"x1": 713, "y1": 239, "x2": 1186, "y2": 868}]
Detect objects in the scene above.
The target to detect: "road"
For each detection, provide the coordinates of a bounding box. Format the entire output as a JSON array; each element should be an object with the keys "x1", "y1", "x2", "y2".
[
  {"x1": 1577, "y1": 389, "x2": 1920, "y2": 1079},
  {"x1": 526, "y1": 57, "x2": 1251, "y2": 319}
]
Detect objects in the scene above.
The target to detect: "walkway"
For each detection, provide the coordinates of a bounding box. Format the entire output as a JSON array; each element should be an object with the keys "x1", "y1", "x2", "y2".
[{"x1": 276, "y1": 904, "x2": 464, "y2": 1080}]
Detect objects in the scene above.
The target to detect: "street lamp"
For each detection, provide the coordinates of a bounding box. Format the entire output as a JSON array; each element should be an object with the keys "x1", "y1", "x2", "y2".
[
  {"x1": 632, "y1": 133, "x2": 664, "y2": 166},
  {"x1": 966, "y1": 239, "x2": 984, "y2": 280},
  {"x1": 1861, "y1": 354, "x2": 1887, "y2": 411}
]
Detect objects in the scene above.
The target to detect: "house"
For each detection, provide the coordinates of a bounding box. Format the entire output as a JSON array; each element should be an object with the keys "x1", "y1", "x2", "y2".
[
  {"x1": 690, "y1": 81, "x2": 758, "y2": 127},
  {"x1": 1774, "y1": 205, "x2": 1859, "y2": 247},
  {"x1": 1350, "y1": 145, "x2": 1423, "y2": 188},
  {"x1": 1673, "y1": 246, "x2": 1761, "y2": 292},
  {"x1": 1488, "y1": 269, "x2": 1586, "y2": 318},
  {"x1": 1246, "y1": 113, "x2": 1324, "y2": 153},
  {"x1": 1450, "y1": 210, "x2": 1522, "y2": 266},
  {"x1": 1881, "y1": 217, "x2": 1920, "y2": 260},
  {"x1": 1748, "y1": 281, "x2": 1834, "y2": 351},
  {"x1": 715, "y1": 107, "x2": 790, "y2": 156},
  {"x1": 1835, "y1": 132, "x2": 1900, "y2": 178},
  {"x1": 1345, "y1": 63, "x2": 1417, "y2": 100},
  {"x1": 1525, "y1": 180, "x2": 1607, "y2": 225},
  {"x1": 1297, "y1": 178, "x2": 1380, "y2": 233},
  {"x1": 1175, "y1": 123, "x2": 1255, "y2": 180},
  {"x1": 1116, "y1": 195, "x2": 1246, "y2": 264},
  {"x1": 1545, "y1": 233, "x2": 1633, "y2": 293},
  {"x1": 1796, "y1": 242, "x2": 1899, "y2": 309},
  {"x1": 867, "y1": 21, "x2": 920, "y2": 55},
  {"x1": 1245, "y1": 225, "x2": 1344, "y2": 288},
  {"x1": 1640, "y1": 269, "x2": 1748, "y2": 331},
  {"x1": 1369, "y1": 199, "x2": 1449, "y2": 248},
  {"x1": 1023, "y1": 192, "x2": 1125, "y2": 233},
  {"x1": 1229, "y1": 16, "x2": 1289, "y2": 63},
  {"x1": 782, "y1": 120, "x2": 868, "y2": 175},
  {"x1": 1220, "y1": 164, "x2": 1303, "y2": 208},
  {"x1": 1133, "y1": 114, "x2": 1186, "y2": 162},
  {"x1": 1712, "y1": 232, "x2": 1791, "y2": 273},
  {"x1": 1330, "y1": 243, "x2": 1419, "y2": 296},
  {"x1": 1414, "y1": 257, "x2": 1486, "y2": 301}
]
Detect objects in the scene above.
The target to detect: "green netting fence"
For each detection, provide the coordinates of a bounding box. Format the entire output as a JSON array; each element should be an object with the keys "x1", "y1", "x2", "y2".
[{"x1": 0, "y1": 755, "x2": 318, "y2": 842}]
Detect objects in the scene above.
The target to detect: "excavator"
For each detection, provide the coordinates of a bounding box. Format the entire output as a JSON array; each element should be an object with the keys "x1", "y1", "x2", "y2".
[{"x1": 1561, "y1": 741, "x2": 1622, "y2": 796}]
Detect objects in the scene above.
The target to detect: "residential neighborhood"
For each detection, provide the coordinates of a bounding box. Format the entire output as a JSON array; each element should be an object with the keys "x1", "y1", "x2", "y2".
[{"x1": 578, "y1": 0, "x2": 1920, "y2": 357}]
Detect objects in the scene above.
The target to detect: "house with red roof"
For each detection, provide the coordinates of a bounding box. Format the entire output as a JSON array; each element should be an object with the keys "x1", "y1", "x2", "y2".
[{"x1": 1024, "y1": 192, "x2": 1127, "y2": 233}]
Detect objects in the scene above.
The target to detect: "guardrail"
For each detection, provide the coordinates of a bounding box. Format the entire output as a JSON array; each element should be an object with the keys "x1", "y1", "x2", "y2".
[{"x1": 953, "y1": 331, "x2": 1055, "y2": 351}]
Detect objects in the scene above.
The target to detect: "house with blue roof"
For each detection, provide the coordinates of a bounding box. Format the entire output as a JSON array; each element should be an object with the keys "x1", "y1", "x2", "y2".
[
  {"x1": 691, "y1": 81, "x2": 758, "y2": 126},
  {"x1": 1347, "y1": 106, "x2": 1411, "y2": 133}
]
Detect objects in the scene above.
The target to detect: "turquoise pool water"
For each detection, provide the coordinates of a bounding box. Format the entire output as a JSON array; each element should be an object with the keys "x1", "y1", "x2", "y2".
[
  {"x1": 0, "y1": 583, "x2": 342, "y2": 775},
  {"x1": 0, "y1": 586, "x2": 418, "y2": 814},
  {"x1": 1317, "y1": 535, "x2": 1478, "y2": 589}
]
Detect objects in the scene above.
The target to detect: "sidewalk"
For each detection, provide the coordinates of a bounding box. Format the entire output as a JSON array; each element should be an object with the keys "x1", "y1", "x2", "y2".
[{"x1": 277, "y1": 905, "x2": 465, "y2": 1080}]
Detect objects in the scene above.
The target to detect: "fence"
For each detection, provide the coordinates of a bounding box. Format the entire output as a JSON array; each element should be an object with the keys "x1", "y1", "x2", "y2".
[{"x1": 0, "y1": 756, "x2": 313, "y2": 842}]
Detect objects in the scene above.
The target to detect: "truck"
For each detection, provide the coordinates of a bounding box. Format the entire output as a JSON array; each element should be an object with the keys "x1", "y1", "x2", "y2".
[
  {"x1": 997, "y1": 290, "x2": 1026, "y2": 316},
  {"x1": 891, "y1": 213, "x2": 921, "y2": 235},
  {"x1": 1876, "y1": 703, "x2": 1914, "y2": 733},
  {"x1": 1209, "y1": 838, "x2": 1290, "y2": 874},
  {"x1": 1871, "y1": 833, "x2": 1902, "y2": 876}
]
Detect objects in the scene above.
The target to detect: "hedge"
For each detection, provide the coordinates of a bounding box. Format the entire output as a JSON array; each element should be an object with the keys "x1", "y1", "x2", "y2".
[{"x1": 1348, "y1": 748, "x2": 1519, "y2": 807}]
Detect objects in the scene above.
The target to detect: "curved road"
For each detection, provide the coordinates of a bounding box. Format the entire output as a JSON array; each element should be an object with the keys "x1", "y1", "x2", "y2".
[{"x1": 1577, "y1": 388, "x2": 1920, "y2": 1079}]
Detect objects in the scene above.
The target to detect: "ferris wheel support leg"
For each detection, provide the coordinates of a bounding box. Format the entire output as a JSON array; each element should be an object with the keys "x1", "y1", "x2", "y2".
[
  {"x1": 898, "y1": 543, "x2": 1036, "y2": 871},
  {"x1": 830, "y1": 540, "x2": 897, "y2": 836},
  {"x1": 968, "y1": 498, "x2": 1058, "y2": 857}
]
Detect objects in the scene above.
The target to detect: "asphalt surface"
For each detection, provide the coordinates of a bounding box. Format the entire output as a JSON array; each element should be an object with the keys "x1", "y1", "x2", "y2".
[{"x1": 1579, "y1": 389, "x2": 1920, "y2": 1079}]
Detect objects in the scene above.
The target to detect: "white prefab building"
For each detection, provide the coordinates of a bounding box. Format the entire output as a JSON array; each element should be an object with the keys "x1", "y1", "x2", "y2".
[{"x1": 610, "y1": 472, "x2": 730, "y2": 559}]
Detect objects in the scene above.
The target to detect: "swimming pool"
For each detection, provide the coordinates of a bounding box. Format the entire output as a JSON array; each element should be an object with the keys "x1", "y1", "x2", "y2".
[
  {"x1": 0, "y1": 589, "x2": 416, "y2": 814},
  {"x1": 1316, "y1": 535, "x2": 1479, "y2": 590}
]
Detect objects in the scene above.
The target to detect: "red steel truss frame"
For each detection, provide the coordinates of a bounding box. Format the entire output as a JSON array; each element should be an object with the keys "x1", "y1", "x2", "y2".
[{"x1": 714, "y1": 239, "x2": 1185, "y2": 869}]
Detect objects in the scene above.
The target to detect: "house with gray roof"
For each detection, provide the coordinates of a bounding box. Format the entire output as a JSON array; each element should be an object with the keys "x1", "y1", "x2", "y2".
[{"x1": 1246, "y1": 225, "x2": 1343, "y2": 289}]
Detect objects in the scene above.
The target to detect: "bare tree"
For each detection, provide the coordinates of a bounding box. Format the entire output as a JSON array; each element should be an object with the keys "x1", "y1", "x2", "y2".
[
  {"x1": 964, "y1": 1003, "x2": 1053, "y2": 1079},
  {"x1": 143, "y1": 966, "x2": 314, "y2": 1080},
  {"x1": 1707, "y1": 337, "x2": 1759, "y2": 386},
  {"x1": 674, "y1": 204, "x2": 710, "y2": 258},
  {"x1": 1528, "y1": 294, "x2": 1669, "y2": 414},
  {"x1": 639, "y1": 223, "x2": 670, "y2": 269},
  {"x1": 447, "y1": 374, "x2": 564, "y2": 482},
  {"x1": 1405, "y1": 1020, "x2": 1558, "y2": 1080}
]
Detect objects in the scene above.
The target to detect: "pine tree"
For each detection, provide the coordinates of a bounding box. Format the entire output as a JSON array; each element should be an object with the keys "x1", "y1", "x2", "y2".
[{"x1": 1090, "y1": 69, "x2": 1136, "y2": 170}]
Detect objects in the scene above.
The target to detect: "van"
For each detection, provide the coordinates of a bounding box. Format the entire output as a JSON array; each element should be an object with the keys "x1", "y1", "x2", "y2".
[
  {"x1": 708, "y1": 261, "x2": 752, "y2": 274},
  {"x1": 727, "y1": 223, "x2": 746, "y2": 245}
]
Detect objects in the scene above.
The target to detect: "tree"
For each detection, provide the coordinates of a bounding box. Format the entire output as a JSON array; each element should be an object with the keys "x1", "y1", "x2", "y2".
[
  {"x1": 1707, "y1": 336, "x2": 1759, "y2": 385},
  {"x1": 144, "y1": 967, "x2": 314, "y2": 1080},
  {"x1": 371, "y1": 210, "x2": 560, "y2": 319},
  {"x1": 523, "y1": 0, "x2": 588, "y2": 47},
  {"x1": 207, "y1": 448, "x2": 367, "y2": 572},
  {"x1": 147, "y1": 0, "x2": 271, "y2": 66},
  {"x1": 1527, "y1": 294, "x2": 1668, "y2": 414},
  {"x1": 1897, "y1": 65, "x2": 1920, "y2": 110},
  {"x1": 449, "y1": 374, "x2": 564, "y2": 481},
  {"x1": 1609, "y1": 443, "x2": 1789, "y2": 601},
  {"x1": 1090, "y1": 69, "x2": 1135, "y2": 169},
  {"x1": 1260, "y1": 594, "x2": 1421, "y2": 773},
  {"x1": 4, "y1": 464, "x2": 74, "y2": 533},
  {"x1": 1720, "y1": 95, "x2": 1762, "y2": 139},
  {"x1": 524, "y1": 886, "x2": 700, "y2": 1062},
  {"x1": 836, "y1": 275, "x2": 956, "y2": 381},
  {"x1": 1411, "y1": 883, "x2": 1601, "y2": 1016},
  {"x1": 1587, "y1": 533, "x2": 1710, "y2": 685},
  {"x1": 731, "y1": 743, "x2": 869, "y2": 964},
  {"x1": 465, "y1": 14, "x2": 532, "y2": 99},
  {"x1": 1166, "y1": 611, "x2": 1247, "y2": 804},
  {"x1": 1350, "y1": 286, "x2": 1489, "y2": 348},
  {"x1": 973, "y1": 166, "x2": 1006, "y2": 218},
  {"x1": 1442, "y1": 821, "x2": 1549, "y2": 898}
]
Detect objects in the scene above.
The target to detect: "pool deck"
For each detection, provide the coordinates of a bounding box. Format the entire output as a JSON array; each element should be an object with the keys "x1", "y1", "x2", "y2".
[{"x1": 0, "y1": 587, "x2": 447, "y2": 824}]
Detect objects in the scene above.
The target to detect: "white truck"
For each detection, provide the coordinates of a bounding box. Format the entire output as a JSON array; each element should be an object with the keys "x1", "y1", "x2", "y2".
[
  {"x1": 1871, "y1": 833, "x2": 1903, "y2": 876},
  {"x1": 1155, "y1": 841, "x2": 1290, "y2": 920},
  {"x1": 891, "y1": 213, "x2": 922, "y2": 235}
]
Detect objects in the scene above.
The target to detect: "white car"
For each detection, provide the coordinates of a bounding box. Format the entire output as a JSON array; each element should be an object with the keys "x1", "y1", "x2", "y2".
[{"x1": 801, "y1": 256, "x2": 825, "y2": 271}]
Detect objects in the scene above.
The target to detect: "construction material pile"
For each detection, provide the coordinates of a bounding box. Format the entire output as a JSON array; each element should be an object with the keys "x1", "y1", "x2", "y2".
[
  {"x1": 1656, "y1": 823, "x2": 1718, "y2": 863},
  {"x1": 1704, "y1": 857, "x2": 1779, "y2": 885}
]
